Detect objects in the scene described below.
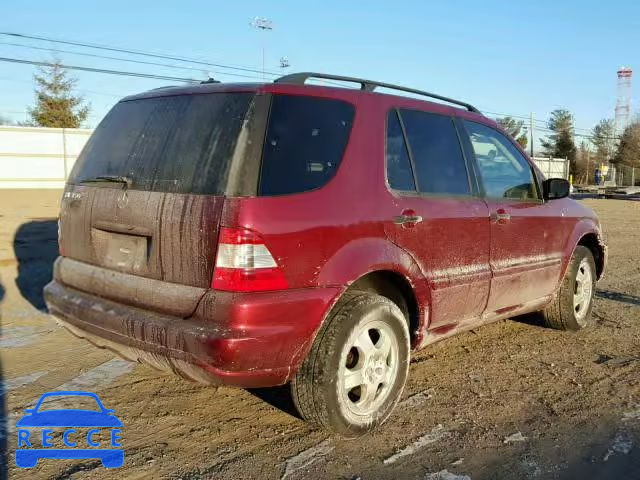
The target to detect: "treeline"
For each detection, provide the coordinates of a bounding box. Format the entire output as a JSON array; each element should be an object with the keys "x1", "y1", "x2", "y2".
[{"x1": 497, "y1": 110, "x2": 640, "y2": 184}]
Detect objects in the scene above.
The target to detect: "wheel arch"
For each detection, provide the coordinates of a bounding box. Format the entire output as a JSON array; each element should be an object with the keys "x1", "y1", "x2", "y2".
[
  {"x1": 561, "y1": 220, "x2": 607, "y2": 285},
  {"x1": 315, "y1": 237, "x2": 427, "y2": 349},
  {"x1": 347, "y1": 270, "x2": 420, "y2": 347},
  {"x1": 576, "y1": 232, "x2": 606, "y2": 279}
]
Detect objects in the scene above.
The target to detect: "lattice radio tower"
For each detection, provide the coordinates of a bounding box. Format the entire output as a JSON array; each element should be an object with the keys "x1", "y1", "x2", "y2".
[{"x1": 614, "y1": 67, "x2": 633, "y2": 137}]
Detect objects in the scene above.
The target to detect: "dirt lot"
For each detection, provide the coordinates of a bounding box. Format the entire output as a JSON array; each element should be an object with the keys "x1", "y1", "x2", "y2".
[{"x1": 1, "y1": 190, "x2": 638, "y2": 480}]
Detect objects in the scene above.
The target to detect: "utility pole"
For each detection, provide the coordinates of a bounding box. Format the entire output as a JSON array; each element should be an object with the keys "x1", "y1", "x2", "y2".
[
  {"x1": 586, "y1": 147, "x2": 591, "y2": 185},
  {"x1": 530, "y1": 112, "x2": 534, "y2": 158},
  {"x1": 250, "y1": 17, "x2": 273, "y2": 80}
]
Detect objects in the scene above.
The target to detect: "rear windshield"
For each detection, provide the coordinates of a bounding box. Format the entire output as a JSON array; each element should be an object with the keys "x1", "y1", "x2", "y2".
[
  {"x1": 69, "y1": 93, "x2": 253, "y2": 195},
  {"x1": 259, "y1": 95, "x2": 355, "y2": 196}
]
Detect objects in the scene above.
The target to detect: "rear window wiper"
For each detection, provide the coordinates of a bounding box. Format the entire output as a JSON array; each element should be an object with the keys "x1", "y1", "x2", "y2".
[{"x1": 79, "y1": 175, "x2": 132, "y2": 188}]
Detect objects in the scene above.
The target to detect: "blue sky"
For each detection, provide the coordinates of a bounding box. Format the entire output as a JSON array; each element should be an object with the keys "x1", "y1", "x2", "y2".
[{"x1": 1, "y1": 0, "x2": 639, "y2": 143}]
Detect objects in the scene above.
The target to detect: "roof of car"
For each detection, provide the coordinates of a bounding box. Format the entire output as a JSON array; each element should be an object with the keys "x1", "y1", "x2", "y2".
[
  {"x1": 121, "y1": 82, "x2": 263, "y2": 101},
  {"x1": 122, "y1": 74, "x2": 494, "y2": 127}
]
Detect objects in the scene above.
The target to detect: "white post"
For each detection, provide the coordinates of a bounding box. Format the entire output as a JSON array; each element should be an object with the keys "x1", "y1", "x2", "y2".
[{"x1": 62, "y1": 128, "x2": 68, "y2": 181}]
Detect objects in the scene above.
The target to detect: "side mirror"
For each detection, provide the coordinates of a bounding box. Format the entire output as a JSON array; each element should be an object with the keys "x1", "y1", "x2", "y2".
[{"x1": 543, "y1": 178, "x2": 570, "y2": 200}]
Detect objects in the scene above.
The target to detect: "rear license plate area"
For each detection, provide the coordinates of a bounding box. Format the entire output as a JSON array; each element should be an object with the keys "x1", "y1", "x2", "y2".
[{"x1": 91, "y1": 228, "x2": 149, "y2": 273}]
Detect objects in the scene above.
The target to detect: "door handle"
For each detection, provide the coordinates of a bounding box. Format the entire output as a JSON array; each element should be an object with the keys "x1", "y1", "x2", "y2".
[
  {"x1": 393, "y1": 213, "x2": 423, "y2": 225},
  {"x1": 490, "y1": 209, "x2": 510, "y2": 223}
]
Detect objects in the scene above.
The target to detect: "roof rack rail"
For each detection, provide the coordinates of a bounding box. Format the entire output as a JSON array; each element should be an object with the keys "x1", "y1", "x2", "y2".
[{"x1": 274, "y1": 72, "x2": 480, "y2": 113}]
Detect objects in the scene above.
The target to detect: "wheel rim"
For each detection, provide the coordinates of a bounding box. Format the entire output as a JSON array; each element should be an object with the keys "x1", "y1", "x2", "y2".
[
  {"x1": 338, "y1": 319, "x2": 400, "y2": 417},
  {"x1": 573, "y1": 258, "x2": 594, "y2": 323}
]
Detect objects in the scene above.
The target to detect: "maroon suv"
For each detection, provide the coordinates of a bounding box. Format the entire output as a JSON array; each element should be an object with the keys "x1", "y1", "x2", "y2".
[{"x1": 45, "y1": 72, "x2": 607, "y2": 436}]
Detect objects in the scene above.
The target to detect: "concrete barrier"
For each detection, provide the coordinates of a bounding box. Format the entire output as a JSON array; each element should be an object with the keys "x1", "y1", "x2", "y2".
[{"x1": 0, "y1": 126, "x2": 92, "y2": 189}]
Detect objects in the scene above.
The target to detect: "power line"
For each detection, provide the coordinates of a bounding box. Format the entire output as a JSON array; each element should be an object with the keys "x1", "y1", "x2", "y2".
[
  {"x1": 0, "y1": 37, "x2": 622, "y2": 139},
  {"x1": 0, "y1": 40, "x2": 267, "y2": 81},
  {"x1": 0, "y1": 74, "x2": 122, "y2": 98},
  {"x1": 0, "y1": 32, "x2": 283, "y2": 78},
  {"x1": 485, "y1": 111, "x2": 616, "y2": 138},
  {"x1": 0, "y1": 56, "x2": 200, "y2": 83},
  {"x1": 4, "y1": 32, "x2": 602, "y2": 130},
  {"x1": 0, "y1": 33, "x2": 358, "y2": 89},
  {"x1": 484, "y1": 110, "x2": 597, "y2": 132},
  {"x1": 530, "y1": 125, "x2": 622, "y2": 141}
]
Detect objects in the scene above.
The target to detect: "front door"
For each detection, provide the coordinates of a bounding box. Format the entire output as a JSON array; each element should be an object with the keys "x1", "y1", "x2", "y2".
[
  {"x1": 461, "y1": 119, "x2": 568, "y2": 314},
  {"x1": 383, "y1": 108, "x2": 491, "y2": 329}
]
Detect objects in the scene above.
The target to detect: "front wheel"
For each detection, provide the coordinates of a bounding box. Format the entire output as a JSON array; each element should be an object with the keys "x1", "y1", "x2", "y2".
[
  {"x1": 542, "y1": 246, "x2": 596, "y2": 331},
  {"x1": 292, "y1": 293, "x2": 410, "y2": 437}
]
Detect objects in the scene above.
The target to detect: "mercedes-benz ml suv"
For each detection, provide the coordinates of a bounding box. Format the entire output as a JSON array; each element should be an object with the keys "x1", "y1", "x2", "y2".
[{"x1": 45, "y1": 72, "x2": 607, "y2": 436}]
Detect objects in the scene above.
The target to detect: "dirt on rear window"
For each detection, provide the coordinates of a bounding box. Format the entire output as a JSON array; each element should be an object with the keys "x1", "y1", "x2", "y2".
[{"x1": 69, "y1": 93, "x2": 254, "y2": 195}]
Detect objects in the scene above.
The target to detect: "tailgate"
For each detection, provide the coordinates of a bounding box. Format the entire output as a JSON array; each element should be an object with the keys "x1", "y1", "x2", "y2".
[
  {"x1": 59, "y1": 186, "x2": 224, "y2": 289},
  {"x1": 57, "y1": 91, "x2": 256, "y2": 315}
]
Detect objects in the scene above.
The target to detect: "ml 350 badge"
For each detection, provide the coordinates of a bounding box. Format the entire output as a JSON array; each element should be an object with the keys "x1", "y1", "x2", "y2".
[{"x1": 15, "y1": 391, "x2": 124, "y2": 468}]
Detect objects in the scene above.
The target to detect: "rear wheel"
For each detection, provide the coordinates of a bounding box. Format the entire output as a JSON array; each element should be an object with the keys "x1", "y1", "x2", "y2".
[
  {"x1": 292, "y1": 293, "x2": 410, "y2": 437},
  {"x1": 542, "y1": 246, "x2": 596, "y2": 331}
]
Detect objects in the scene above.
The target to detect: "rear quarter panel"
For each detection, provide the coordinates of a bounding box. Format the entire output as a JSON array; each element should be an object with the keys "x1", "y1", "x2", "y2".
[{"x1": 221, "y1": 91, "x2": 430, "y2": 334}]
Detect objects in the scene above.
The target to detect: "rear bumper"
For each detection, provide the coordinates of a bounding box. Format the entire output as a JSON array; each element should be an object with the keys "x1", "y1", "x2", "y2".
[{"x1": 44, "y1": 274, "x2": 341, "y2": 388}]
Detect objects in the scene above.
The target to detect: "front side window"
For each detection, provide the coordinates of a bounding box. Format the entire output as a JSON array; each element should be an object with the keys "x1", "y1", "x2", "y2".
[
  {"x1": 259, "y1": 95, "x2": 355, "y2": 196},
  {"x1": 399, "y1": 109, "x2": 471, "y2": 196},
  {"x1": 463, "y1": 120, "x2": 539, "y2": 200}
]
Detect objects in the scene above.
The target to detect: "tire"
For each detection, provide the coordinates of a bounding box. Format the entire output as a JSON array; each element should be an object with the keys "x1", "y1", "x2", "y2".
[
  {"x1": 291, "y1": 293, "x2": 410, "y2": 437},
  {"x1": 542, "y1": 246, "x2": 596, "y2": 331}
]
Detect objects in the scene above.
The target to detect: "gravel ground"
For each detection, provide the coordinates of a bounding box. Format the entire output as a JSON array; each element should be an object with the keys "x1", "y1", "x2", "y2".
[{"x1": 1, "y1": 190, "x2": 638, "y2": 480}]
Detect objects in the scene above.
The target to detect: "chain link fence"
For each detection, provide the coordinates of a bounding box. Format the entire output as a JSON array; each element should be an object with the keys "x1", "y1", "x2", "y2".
[{"x1": 611, "y1": 164, "x2": 640, "y2": 187}]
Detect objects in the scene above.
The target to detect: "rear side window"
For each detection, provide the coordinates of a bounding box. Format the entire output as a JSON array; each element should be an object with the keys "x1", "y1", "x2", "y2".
[
  {"x1": 259, "y1": 95, "x2": 355, "y2": 196},
  {"x1": 399, "y1": 109, "x2": 471, "y2": 196},
  {"x1": 69, "y1": 93, "x2": 253, "y2": 194},
  {"x1": 386, "y1": 110, "x2": 416, "y2": 191}
]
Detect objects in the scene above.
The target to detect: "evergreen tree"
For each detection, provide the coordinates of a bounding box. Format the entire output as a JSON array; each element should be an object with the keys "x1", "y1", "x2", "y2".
[
  {"x1": 28, "y1": 59, "x2": 90, "y2": 128},
  {"x1": 540, "y1": 109, "x2": 577, "y2": 172}
]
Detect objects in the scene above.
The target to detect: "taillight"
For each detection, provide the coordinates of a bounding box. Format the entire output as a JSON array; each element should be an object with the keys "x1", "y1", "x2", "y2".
[{"x1": 212, "y1": 227, "x2": 288, "y2": 292}]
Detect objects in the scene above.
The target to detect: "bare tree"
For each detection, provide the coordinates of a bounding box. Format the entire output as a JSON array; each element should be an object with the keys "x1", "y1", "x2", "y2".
[
  {"x1": 496, "y1": 116, "x2": 528, "y2": 149},
  {"x1": 590, "y1": 118, "x2": 616, "y2": 165}
]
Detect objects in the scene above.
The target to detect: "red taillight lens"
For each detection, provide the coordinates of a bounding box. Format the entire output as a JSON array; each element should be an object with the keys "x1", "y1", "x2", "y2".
[{"x1": 212, "y1": 227, "x2": 288, "y2": 292}]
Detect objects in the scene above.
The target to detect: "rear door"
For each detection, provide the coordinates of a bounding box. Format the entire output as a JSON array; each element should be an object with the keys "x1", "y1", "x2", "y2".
[
  {"x1": 59, "y1": 92, "x2": 257, "y2": 315},
  {"x1": 461, "y1": 120, "x2": 568, "y2": 313},
  {"x1": 384, "y1": 108, "x2": 491, "y2": 329}
]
